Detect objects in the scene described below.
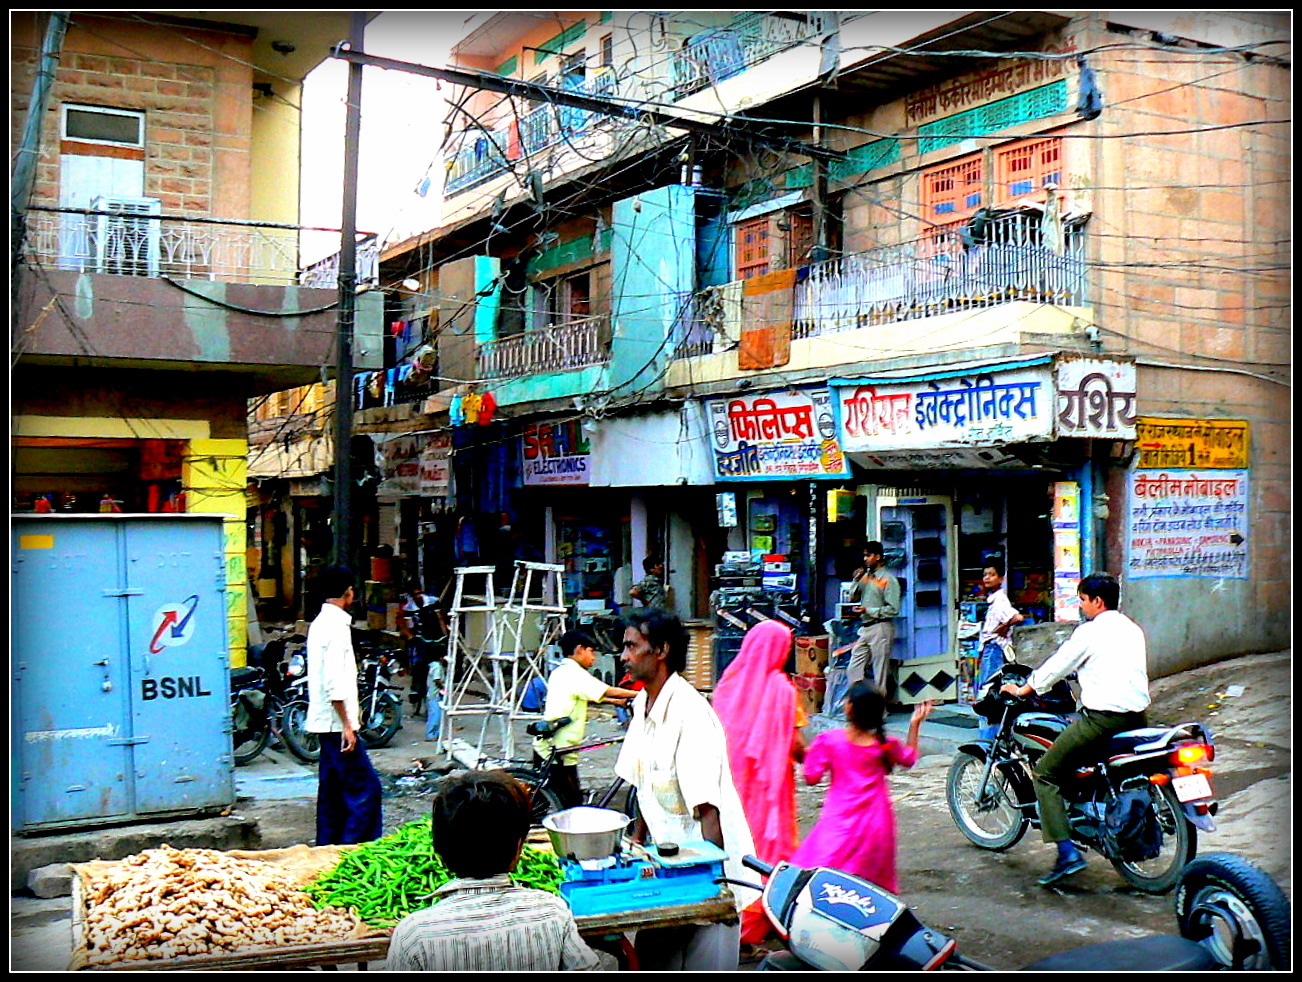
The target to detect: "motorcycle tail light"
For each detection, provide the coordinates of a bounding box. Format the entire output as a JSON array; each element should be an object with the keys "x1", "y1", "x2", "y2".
[
  {"x1": 1172, "y1": 743, "x2": 1213, "y2": 766},
  {"x1": 1149, "y1": 773, "x2": 1171, "y2": 786}
]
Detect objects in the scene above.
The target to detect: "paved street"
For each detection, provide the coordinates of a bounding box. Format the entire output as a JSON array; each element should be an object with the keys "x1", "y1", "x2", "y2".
[{"x1": 11, "y1": 650, "x2": 1291, "y2": 972}]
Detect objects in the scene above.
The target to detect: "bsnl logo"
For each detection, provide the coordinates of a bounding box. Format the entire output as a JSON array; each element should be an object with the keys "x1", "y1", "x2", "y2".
[{"x1": 142, "y1": 677, "x2": 213, "y2": 701}]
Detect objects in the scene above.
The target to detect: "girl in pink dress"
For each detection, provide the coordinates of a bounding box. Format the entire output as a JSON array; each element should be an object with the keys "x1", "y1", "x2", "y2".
[{"x1": 790, "y1": 684, "x2": 933, "y2": 894}]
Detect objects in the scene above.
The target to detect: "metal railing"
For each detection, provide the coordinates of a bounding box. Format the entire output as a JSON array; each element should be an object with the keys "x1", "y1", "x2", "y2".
[
  {"x1": 674, "y1": 283, "x2": 737, "y2": 359},
  {"x1": 792, "y1": 216, "x2": 1088, "y2": 338},
  {"x1": 299, "y1": 235, "x2": 380, "y2": 289},
  {"x1": 478, "y1": 314, "x2": 610, "y2": 378},
  {"x1": 672, "y1": 12, "x2": 827, "y2": 98}
]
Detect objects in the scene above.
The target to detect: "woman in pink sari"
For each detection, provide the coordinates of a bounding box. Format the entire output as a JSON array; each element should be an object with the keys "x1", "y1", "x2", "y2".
[{"x1": 712, "y1": 618, "x2": 807, "y2": 943}]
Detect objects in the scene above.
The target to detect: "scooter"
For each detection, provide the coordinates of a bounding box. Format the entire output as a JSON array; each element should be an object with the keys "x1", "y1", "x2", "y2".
[{"x1": 740, "y1": 851, "x2": 1290, "y2": 971}]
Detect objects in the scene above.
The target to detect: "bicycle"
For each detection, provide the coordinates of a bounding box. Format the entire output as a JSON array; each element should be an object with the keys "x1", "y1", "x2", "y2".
[{"x1": 501, "y1": 716, "x2": 638, "y2": 826}]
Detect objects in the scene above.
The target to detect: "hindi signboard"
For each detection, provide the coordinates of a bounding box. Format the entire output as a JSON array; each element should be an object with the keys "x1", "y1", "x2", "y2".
[
  {"x1": 1135, "y1": 417, "x2": 1249, "y2": 469},
  {"x1": 708, "y1": 389, "x2": 849, "y2": 481},
  {"x1": 1055, "y1": 358, "x2": 1138, "y2": 440},
  {"x1": 1126, "y1": 469, "x2": 1249, "y2": 579}
]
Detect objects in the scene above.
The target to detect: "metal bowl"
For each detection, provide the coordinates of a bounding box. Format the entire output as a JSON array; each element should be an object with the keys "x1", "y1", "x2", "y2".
[{"x1": 541, "y1": 807, "x2": 630, "y2": 861}]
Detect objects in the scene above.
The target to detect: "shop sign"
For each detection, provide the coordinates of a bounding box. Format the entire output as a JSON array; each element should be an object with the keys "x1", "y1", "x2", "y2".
[
  {"x1": 1126, "y1": 469, "x2": 1249, "y2": 579},
  {"x1": 1055, "y1": 358, "x2": 1138, "y2": 439},
  {"x1": 522, "y1": 419, "x2": 589, "y2": 486},
  {"x1": 708, "y1": 388, "x2": 849, "y2": 481},
  {"x1": 1051, "y1": 481, "x2": 1083, "y2": 622},
  {"x1": 376, "y1": 434, "x2": 423, "y2": 496},
  {"x1": 835, "y1": 366, "x2": 1052, "y2": 452},
  {"x1": 418, "y1": 432, "x2": 452, "y2": 496},
  {"x1": 1135, "y1": 417, "x2": 1249, "y2": 469}
]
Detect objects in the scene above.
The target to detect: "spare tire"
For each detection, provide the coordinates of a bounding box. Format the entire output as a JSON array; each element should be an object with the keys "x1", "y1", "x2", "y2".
[{"x1": 1175, "y1": 852, "x2": 1291, "y2": 970}]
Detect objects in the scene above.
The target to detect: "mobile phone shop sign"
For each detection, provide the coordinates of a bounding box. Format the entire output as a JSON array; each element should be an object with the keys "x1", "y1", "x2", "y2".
[
  {"x1": 708, "y1": 389, "x2": 849, "y2": 480},
  {"x1": 1126, "y1": 470, "x2": 1249, "y2": 579}
]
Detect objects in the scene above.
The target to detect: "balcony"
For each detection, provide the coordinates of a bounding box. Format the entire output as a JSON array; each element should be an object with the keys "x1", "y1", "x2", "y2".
[
  {"x1": 24, "y1": 206, "x2": 310, "y2": 286},
  {"x1": 478, "y1": 314, "x2": 610, "y2": 378},
  {"x1": 793, "y1": 215, "x2": 1087, "y2": 338},
  {"x1": 299, "y1": 236, "x2": 380, "y2": 290},
  {"x1": 671, "y1": 12, "x2": 829, "y2": 98}
]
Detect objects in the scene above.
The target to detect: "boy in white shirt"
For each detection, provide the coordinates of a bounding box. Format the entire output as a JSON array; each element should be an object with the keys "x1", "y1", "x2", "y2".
[{"x1": 533, "y1": 630, "x2": 638, "y2": 808}]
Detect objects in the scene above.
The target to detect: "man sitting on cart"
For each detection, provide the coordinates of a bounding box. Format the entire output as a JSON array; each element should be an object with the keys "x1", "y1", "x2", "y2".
[{"x1": 386, "y1": 770, "x2": 605, "y2": 971}]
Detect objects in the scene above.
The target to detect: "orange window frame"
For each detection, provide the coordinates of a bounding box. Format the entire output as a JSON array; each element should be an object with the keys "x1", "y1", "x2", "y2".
[
  {"x1": 994, "y1": 136, "x2": 1063, "y2": 205},
  {"x1": 735, "y1": 218, "x2": 770, "y2": 280},
  {"x1": 921, "y1": 153, "x2": 984, "y2": 226}
]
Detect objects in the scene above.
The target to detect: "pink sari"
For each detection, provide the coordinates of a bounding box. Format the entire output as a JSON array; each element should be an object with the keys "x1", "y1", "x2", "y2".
[{"x1": 712, "y1": 619, "x2": 798, "y2": 941}]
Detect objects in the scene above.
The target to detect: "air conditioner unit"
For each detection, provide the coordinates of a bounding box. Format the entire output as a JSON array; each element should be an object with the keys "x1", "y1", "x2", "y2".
[{"x1": 91, "y1": 194, "x2": 161, "y2": 276}]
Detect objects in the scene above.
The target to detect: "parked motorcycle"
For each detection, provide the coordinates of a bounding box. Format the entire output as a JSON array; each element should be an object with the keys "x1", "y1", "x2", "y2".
[
  {"x1": 229, "y1": 631, "x2": 305, "y2": 765},
  {"x1": 945, "y1": 664, "x2": 1217, "y2": 894},
  {"x1": 740, "y1": 850, "x2": 1289, "y2": 970}
]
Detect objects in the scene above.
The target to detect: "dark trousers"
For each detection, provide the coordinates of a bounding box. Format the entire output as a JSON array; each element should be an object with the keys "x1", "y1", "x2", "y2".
[
  {"x1": 316, "y1": 732, "x2": 383, "y2": 845},
  {"x1": 1033, "y1": 707, "x2": 1148, "y2": 842},
  {"x1": 533, "y1": 751, "x2": 583, "y2": 809}
]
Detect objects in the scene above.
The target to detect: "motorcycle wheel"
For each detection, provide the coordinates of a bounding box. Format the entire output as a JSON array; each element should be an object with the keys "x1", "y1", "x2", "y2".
[
  {"x1": 503, "y1": 767, "x2": 566, "y2": 826},
  {"x1": 232, "y1": 702, "x2": 270, "y2": 766},
  {"x1": 1175, "y1": 852, "x2": 1291, "y2": 970},
  {"x1": 946, "y1": 751, "x2": 1029, "y2": 851},
  {"x1": 1110, "y1": 782, "x2": 1196, "y2": 895},
  {"x1": 280, "y1": 701, "x2": 321, "y2": 763},
  {"x1": 359, "y1": 695, "x2": 402, "y2": 749}
]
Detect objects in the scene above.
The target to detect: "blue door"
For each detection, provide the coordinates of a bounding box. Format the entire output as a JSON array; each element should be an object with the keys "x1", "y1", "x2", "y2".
[{"x1": 12, "y1": 521, "x2": 133, "y2": 828}]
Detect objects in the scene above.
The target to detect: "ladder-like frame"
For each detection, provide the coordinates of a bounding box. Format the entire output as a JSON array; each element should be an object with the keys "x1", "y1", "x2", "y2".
[{"x1": 499, "y1": 561, "x2": 568, "y2": 749}]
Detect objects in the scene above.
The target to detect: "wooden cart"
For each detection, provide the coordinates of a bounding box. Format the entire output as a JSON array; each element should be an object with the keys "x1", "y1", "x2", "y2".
[{"x1": 70, "y1": 845, "x2": 737, "y2": 971}]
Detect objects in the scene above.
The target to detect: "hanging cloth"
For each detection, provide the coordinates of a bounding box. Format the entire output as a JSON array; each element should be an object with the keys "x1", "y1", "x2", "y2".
[
  {"x1": 477, "y1": 391, "x2": 497, "y2": 424},
  {"x1": 449, "y1": 393, "x2": 465, "y2": 426},
  {"x1": 462, "y1": 392, "x2": 483, "y2": 425}
]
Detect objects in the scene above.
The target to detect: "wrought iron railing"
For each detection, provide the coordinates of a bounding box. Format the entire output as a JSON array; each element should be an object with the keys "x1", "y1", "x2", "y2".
[
  {"x1": 792, "y1": 215, "x2": 1088, "y2": 338},
  {"x1": 478, "y1": 314, "x2": 610, "y2": 377},
  {"x1": 299, "y1": 235, "x2": 380, "y2": 289},
  {"x1": 672, "y1": 12, "x2": 828, "y2": 98},
  {"x1": 22, "y1": 206, "x2": 314, "y2": 286}
]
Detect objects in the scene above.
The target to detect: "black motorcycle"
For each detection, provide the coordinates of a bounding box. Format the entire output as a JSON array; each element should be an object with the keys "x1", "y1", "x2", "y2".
[
  {"x1": 741, "y1": 850, "x2": 1289, "y2": 970},
  {"x1": 945, "y1": 664, "x2": 1217, "y2": 894},
  {"x1": 229, "y1": 631, "x2": 305, "y2": 765}
]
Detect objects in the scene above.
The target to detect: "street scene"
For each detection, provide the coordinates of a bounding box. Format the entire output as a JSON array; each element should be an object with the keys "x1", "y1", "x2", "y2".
[{"x1": 11, "y1": 8, "x2": 1291, "y2": 974}]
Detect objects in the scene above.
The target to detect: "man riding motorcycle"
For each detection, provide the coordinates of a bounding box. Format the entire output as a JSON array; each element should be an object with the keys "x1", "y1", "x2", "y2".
[{"x1": 1000, "y1": 572, "x2": 1149, "y2": 886}]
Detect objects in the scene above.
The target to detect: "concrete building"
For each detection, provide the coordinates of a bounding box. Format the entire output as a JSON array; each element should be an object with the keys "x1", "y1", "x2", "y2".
[
  {"x1": 11, "y1": 11, "x2": 384, "y2": 662},
  {"x1": 280, "y1": 11, "x2": 1287, "y2": 690}
]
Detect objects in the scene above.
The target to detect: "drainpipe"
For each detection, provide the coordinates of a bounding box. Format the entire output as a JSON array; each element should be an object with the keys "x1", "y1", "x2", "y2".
[
  {"x1": 332, "y1": 11, "x2": 365, "y2": 568},
  {"x1": 11, "y1": 12, "x2": 69, "y2": 278}
]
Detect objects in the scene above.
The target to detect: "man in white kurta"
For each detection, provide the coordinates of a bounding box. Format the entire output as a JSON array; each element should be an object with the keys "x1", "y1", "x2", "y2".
[{"x1": 615, "y1": 610, "x2": 756, "y2": 971}]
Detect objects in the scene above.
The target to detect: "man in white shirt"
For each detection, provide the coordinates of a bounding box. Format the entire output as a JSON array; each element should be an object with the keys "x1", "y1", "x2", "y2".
[
  {"x1": 1002, "y1": 573, "x2": 1149, "y2": 886},
  {"x1": 615, "y1": 610, "x2": 755, "y2": 971},
  {"x1": 533, "y1": 629, "x2": 638, "y2": 808},
  {"x1": 307, "y1": 565, "x2": 383, "y2": 845},
  {"x1": 976, "y1": 560, "x2": 1024, "y2": 741}
]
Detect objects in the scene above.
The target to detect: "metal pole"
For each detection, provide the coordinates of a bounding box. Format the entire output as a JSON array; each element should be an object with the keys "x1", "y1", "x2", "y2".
[
  {"x1": 332, "y1": 11, "x2": 365, "y2": 568},
  {"x1": 12, "y1": 12, "x2": 69, "y2": 279}
]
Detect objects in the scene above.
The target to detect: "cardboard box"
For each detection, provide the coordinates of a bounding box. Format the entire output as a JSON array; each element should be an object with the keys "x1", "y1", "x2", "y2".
[
  {"x1": 366, "y1": 610, "x2": 386, "y2": 631},
  {"x1": 794, "y1": 673, "x2": 826, "y2": 715},
  {"x1": 795, "y1": 635, "x2": 830, "y2": 675}
]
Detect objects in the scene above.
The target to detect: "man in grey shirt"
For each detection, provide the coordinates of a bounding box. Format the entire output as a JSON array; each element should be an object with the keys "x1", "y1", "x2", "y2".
[{"x1": 846, "y1": 541, "x2": 900, "y2": 696}]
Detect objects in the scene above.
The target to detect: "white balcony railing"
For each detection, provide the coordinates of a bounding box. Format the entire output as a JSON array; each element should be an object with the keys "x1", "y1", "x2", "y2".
[
  {"x1": 299, "y1": 235, "x2": 380, "y2": 289},
  {"x1": 23, "y1": 207, "x2": 308, "y2": 286},
  {"x1": 478, "y1": 314, "x2": 610, "y2": 378},
  {"x1": 672, "y1": 12, "x2": 829, "y2": 98},
  {"x1": 793, "y1": 216, "x2": 1088, "y2": 338}
]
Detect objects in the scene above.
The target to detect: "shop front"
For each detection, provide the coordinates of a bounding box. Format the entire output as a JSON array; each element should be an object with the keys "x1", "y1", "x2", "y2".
[{"x1": 828, "y1": 354, "x2": 1138, "y2": 706}]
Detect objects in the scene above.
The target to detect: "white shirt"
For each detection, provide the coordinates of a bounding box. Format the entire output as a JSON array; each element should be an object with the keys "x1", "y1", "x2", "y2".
[
  {"x1": 1030, "y1": 609, "x2": 1150, "y2": 713},
  {"x1": 979, "y1": 586, "x2": 1019, "y2": 658},
  {"x1": 615, "y1": 672, "x2": 756, "y2": 912},
  {"x1": 533, "y1": 658, "x2": 610, "y2": 764},
  {"x1": 306, "y1": 602, "x2": 361, "y2": 733}
]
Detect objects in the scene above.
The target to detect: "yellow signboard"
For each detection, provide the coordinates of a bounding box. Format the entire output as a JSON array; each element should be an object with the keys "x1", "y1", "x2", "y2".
[{"x1": 1135, "y1": 417, "x2": 1249, "y2": 469}]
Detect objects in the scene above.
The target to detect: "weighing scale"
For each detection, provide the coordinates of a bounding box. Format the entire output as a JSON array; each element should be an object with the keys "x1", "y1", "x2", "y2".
[{"x1": 557, "y1": 840, "x2": 729, "y2": 917}]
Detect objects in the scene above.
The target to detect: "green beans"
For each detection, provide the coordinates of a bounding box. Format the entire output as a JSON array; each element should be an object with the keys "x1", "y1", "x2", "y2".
[{"x1": 304, "y1": 819, "x2": 562, "y2": 927}]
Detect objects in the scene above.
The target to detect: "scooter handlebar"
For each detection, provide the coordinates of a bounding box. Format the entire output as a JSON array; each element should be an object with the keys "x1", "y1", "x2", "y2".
[{"x1": 742, "y1": 855, "x2": 774, "y2": 877}]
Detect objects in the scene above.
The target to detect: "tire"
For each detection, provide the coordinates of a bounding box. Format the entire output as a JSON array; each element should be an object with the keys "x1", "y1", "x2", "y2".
[
  {"x1": 1176, "y1": 852, "x2": 1291, "y2": 970},
  {"x1": 946, "y1": 751, "x2": 1029, "y2": 851},
  {"x1": 504, "y1": 767, "x2": 566, "y2": 826},
  {"x1": 280, "y1": 701, "x2": 320, "y2": 763},
  {"x1": 232, "y1": 698, "x2": 270, "y2": 766},
  {"x1": 1109, "y1": 782, "x2": 1196, "y2": 895},
  {"x1": 360, "y1": 694, "x2": 402, "y2": 749}
]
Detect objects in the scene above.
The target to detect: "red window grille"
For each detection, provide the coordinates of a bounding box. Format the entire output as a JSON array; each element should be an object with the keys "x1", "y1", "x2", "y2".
[
  {"x1": 736, "y1": 218, "x2": 770, "y2": 280},
  {"x1": 994, "y1": 137, "x2": 1063, "y2": 204},
  {"x1": 921, "y1": 153, "x2": 984, "y2": 225}
]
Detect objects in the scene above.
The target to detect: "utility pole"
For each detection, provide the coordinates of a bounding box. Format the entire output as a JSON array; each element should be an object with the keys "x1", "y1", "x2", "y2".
[
  {"x1": 12, "y1": 12, "x2": 69, "y2": 286},
  {"x1": 331, "y1": 11, "x2": 365, "y2": 568}
]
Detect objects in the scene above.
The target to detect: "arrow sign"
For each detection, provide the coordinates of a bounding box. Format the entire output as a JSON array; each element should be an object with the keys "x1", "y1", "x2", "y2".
[
  {"x1": 149, "y1": 611, "x2": 178, "y2": 654},
  {"x1": 1229, "y1": 534, "x2": 1244, "y2": 546},
  {"x1": 172, "y1": 595, "x2": 200, "y2": 637},
  {"x1": 148, "y1": 598, "x2": 200, "y2": 654}
]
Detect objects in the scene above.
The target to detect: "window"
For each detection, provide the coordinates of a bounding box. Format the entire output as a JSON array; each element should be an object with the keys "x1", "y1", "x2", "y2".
[
  {"x1": 600, "y1": 34, "x2": 613, "y2": 68},
  {"x1": 735, "y1": 218, "x2": 770, "y2": 280},
  {"x1": 921, "y1": 153, "x2": 984, "y2": 225},
  {"x1": 62, "y1": 105, "x2": 144, "y2": 147},
  {"x1": 994, "y1": 137, "x2": 1062, "y2": 202}
]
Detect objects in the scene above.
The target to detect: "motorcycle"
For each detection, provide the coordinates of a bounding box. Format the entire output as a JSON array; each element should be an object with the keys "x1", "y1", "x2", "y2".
[
  {"x1": 356, "y1": 644, "x2": 404, "y2": 749},
  {"x1": 229, "y1": 631, "x2": 305, "y2": 765},
  {"x1": 944, "y1": 664, "x2": 1217, "y2": 894},
  {"x1": 740, "y1": 850, "x2": 1289, "y2": 970}
]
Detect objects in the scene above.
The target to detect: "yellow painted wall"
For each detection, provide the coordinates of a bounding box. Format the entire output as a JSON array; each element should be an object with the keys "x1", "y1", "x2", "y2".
[
  {"x1": 250, "y1": 80, "x2": 302, "y2": 284},
  {"x1": 184, "y1": 438, "x2": 249, "y2": 668}
]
